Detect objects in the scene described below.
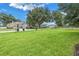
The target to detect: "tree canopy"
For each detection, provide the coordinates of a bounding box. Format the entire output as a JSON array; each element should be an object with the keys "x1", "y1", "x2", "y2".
[
  {"x1": 52, "y1": 11, "x2": 64, "y2": 26},
  {"x1": 58, "y1": 3, "x2": 79, "y2": 27},
  {"x1": 27, "y1": 7, "x2": 51, "y2": 29},
  {"x1": 0, "y1": 13, "x2": 18, "y2": 26}
]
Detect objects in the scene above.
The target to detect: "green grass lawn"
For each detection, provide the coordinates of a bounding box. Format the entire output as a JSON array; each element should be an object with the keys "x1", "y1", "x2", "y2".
[{"x1": 0, "y1": 28, "x2": 79, "y2": 56}]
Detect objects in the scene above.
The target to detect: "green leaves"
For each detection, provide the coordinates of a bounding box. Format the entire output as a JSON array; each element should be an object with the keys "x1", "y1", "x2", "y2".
[
  {"x1": 58, "y1": 3, "x2": 79, "y2": 27},
  {"x1": 27, "y1": 7, "x2": 51, "y2": 28},
  {"x1": 52, "y1": 11, "x2": 63, "y2": 26},
  {"x1": 0, "y1": 13, "x2": 17, "y2": 26}
]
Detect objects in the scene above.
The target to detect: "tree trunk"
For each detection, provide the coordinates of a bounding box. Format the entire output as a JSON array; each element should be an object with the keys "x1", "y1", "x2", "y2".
[
  {"x1": 38, "y1": 24, "x2": 41, "y2": 28},
  {"x1": 61, "y1": 19, "x2": 64, "y2": 27}
]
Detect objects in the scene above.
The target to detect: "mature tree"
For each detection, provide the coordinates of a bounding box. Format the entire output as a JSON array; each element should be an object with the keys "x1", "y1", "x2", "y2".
[
  {"x1": 58, "y1": 3, "x2": 79, "y2": 27},
  {"x1": 27, "y1": 7, "x2": 51, "y2": 29},
  {"x1": 51, "y1": 11, "x2": 64, "y2": 26},
  {"x1": 0, "y1": 13, "x2": 17, "y2": 26}
]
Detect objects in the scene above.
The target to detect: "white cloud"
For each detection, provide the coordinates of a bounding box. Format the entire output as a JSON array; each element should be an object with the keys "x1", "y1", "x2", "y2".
[
  {"x1": 9, "y1": 3, "x2": 47, "y2": 11},
  {"x1": 0, "y1": 9, "x2": 7, "y2": 13}
]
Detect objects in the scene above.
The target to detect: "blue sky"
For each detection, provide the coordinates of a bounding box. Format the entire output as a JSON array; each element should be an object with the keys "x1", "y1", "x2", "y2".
[{"x1": 0, "y1": 3, "x2": 59, "y2": 22}]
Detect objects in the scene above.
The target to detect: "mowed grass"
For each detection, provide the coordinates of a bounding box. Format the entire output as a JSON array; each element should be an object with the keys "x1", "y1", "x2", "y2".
[{"x1": 0, "y1": 28, "x2": 79, "y2": 56}]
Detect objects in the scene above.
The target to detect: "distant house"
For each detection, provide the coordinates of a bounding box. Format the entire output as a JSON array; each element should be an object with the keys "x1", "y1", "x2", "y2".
[
  {"x1": 7, "y1": 21, "x2": 28, "y2": 29},
  {"x1": 41, "y1": 21, "x2": 57, "y2": 28}
]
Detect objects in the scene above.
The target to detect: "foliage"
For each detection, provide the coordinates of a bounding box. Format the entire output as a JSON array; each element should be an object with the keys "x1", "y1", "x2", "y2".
[
  {"x1": 58, "y1": 3, "x2": 79, "y2": 27},
  {"x1": 52, "y1": 11, "x2": 64, "y2": 26},
  {"x1": 0, "y1": 13, "x2": 17, "y2": 26},
  {"x1": 27, "y1": 7, "x2": 51, "y2": 29}
]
